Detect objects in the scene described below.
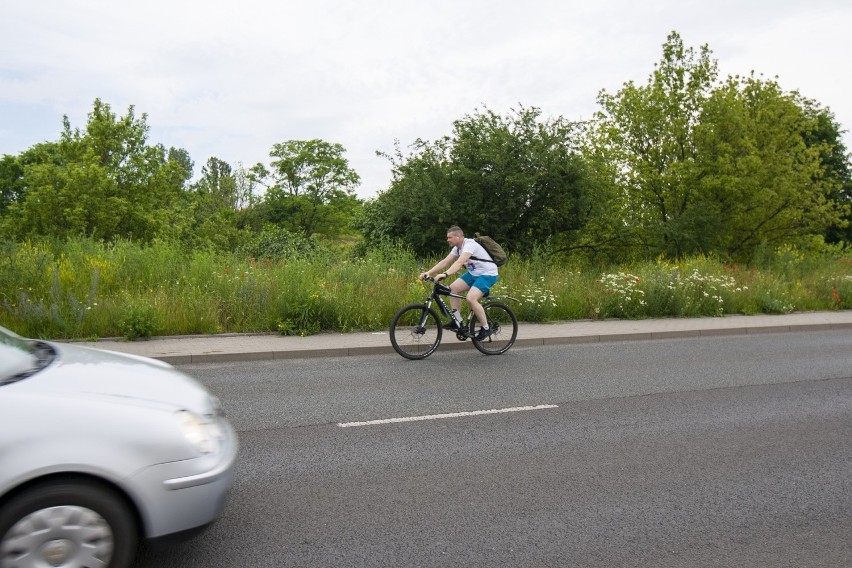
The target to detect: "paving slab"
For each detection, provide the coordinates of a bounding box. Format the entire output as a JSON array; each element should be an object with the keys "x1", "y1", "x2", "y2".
[{"x1": 64, "y1": 310, "x2": 852, "y2": 364}]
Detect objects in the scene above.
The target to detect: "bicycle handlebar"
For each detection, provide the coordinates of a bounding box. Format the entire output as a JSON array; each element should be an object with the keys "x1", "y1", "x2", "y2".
[{"x1": 419, "y1": 274, "x2": 456, "y2": 297}]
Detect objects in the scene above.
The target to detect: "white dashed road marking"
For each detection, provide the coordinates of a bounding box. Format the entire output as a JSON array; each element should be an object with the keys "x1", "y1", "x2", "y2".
[{"x1": 337, "y1": 404, "x2": 558, "y2": 428}]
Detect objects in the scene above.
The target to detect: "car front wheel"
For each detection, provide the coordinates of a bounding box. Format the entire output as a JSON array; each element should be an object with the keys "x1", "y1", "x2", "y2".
[{"x1": 0, "y1": 479, "x2": 138, "y2": 568}]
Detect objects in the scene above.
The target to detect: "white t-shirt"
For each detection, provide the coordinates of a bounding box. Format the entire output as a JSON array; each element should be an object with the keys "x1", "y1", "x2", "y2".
[{"x1": 451, "y1": 238, "x2": 499, "y2": 277}]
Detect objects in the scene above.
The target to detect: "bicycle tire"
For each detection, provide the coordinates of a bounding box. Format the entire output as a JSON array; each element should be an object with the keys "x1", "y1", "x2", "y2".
[
  {"x1": 390, "y1": 304, "x2": 442, "y2": 359},
  {"x1": 470, "y1": 301, "x2": 518, "y2": 355}
]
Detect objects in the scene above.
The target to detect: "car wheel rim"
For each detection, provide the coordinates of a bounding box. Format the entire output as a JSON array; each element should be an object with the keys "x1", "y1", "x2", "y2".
[{"x1": 1, "y1": 505, "x2": 114, "y2": 567}]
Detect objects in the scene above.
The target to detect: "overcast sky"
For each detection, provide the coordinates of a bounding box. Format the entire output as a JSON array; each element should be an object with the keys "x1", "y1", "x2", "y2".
[{"x1": 2, "y1": 0, "x2": 850, "y2": 199}]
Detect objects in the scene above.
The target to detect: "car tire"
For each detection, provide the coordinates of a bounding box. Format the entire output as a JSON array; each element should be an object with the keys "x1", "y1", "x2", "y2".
[{"x1": 0, "y1": 478, "x2": 139, "y2": 568}]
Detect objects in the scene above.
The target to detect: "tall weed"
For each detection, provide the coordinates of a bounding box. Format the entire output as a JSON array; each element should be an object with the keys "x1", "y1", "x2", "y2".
[{"x1": 1, "y1": 237, "x2": 849, "y2": 339}]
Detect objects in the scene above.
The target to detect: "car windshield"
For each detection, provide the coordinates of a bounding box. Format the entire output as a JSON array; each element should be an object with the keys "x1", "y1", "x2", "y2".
[{"x1": 0, "y1": 326, "x2": 55, "y2": 385}]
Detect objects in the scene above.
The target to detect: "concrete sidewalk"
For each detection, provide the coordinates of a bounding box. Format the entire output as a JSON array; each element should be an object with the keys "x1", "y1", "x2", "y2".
[{"x1": 66, "y1": 310, "x2": 852, "y2": 364}]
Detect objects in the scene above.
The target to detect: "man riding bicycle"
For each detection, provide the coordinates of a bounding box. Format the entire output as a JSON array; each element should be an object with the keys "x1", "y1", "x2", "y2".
[{"x1": 419, "y1": 225, "x2": 498, "y2": 341}]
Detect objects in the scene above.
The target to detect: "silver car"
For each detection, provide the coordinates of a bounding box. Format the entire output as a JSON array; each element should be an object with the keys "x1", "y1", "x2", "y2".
[{"x1": 0, "y1": 325, "x2": 238, "y2": 568}]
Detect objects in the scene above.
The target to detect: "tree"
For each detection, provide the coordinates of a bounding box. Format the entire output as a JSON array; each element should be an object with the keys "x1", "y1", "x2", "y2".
[
  {"x1": 193, "y1": 157, "x2": 237, "y2": 209},
  {"x1": 694, "y1": 75, "x2": 847, "y2": 255},
  {"x1": 2, "y1": 99, "x2": 191, "y2": 242},
  {"x1": 359, "y1": 137, "x2": 455, "y2": 256},
  {"x1": 0, "y1": 143, "x2": 63, "y2": 216},
  {"x1": 799, "y1": 103, "x2": 852, "y2": 245},
  {"x1": 593, "y1": 31, "x2": 718, "y2": 258},
  {"x1": 165, "y1": 157, "x2": 266, "y2": 251},
  {"x1": 448, "y1": 106, "x2": 594, "y2": 253},
  {"x1": 591, "y1": 31, "x2": 847, "y2": 260},
  {"x1": 254, "y1": 140, "x2": 361, "y2": 238},
  {"x1": 0, "y1": 155, "x2": 26, "y2": 216},
  {"x1": 361, "y1": 106, "x2": 597, "y2": 257}
]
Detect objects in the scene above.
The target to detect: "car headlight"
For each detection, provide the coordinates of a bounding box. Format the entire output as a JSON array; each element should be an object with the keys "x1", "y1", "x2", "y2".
[{"x1": 175, "y1": 410, "x2": 223, "y2": 455}]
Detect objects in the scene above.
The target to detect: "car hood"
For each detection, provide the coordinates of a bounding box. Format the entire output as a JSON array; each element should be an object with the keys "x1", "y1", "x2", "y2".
[{"x1": 16, "y1": 342, "x2": 214, "y2": 413}]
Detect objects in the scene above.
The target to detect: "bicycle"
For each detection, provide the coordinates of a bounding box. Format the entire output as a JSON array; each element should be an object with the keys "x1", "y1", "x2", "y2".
[{"x1": 389, "y1": 275, "x2": 519, "y2": 360}]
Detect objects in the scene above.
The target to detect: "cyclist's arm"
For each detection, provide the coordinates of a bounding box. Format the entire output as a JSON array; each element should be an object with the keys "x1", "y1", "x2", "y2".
[
  {"x1": 420, "y1": 252, "x2": 456, "y2": 280},
  {"x1": 442, "y1": 252, "x2": 471, "y2": 278},
  {"x1": 426, "y1": 252, "x2": 471, "y2": 281}
]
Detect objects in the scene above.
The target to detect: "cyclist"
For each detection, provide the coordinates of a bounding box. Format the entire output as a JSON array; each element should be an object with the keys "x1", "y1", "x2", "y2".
[{"x1": 419, "y1": 225, "x2": 498, "y2": 341}]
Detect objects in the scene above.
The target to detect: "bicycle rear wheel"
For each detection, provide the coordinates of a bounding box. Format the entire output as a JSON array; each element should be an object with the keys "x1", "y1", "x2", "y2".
[
  {"x1": 470, "y1": 301, "x2": 518, "y2": 355},
  {"x1": 390, "y1": 304, "x2": 442, "y2": 359}
]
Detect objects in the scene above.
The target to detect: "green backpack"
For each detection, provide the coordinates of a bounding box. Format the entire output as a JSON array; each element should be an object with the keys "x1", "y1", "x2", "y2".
[{"x1": 471, "y1": 232, "x2": 508, "y2": 267}]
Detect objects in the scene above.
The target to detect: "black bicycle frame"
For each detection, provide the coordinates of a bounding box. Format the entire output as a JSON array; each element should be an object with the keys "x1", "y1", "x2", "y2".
[
  {"x1": 417, "y1": 277, "x2": 519, "y2": 329},
  {"x1": 419, "y1": 281, "x2": 463, "y2": 326}
]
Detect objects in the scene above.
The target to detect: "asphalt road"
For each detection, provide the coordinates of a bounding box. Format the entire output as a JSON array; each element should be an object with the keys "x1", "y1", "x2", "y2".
[{"x1": 136, "y1": 330, "x2": 852, "y2": 567}]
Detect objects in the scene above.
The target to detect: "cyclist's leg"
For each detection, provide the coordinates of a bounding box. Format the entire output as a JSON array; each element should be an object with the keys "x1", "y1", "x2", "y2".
[
  {"x1": 466, "y1": 275, "x2": 498, "y2": 327},
  {"x1": 449, "y1": 274, "x2": 472, "y2": 313},
  {"x1": 466, "y1": 286, "x2": 487, "y2": 327}
]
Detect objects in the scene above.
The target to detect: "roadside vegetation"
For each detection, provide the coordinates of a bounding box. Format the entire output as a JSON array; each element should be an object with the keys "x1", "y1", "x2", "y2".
[
  {"x1": 1, "y1": 237, "x2": 850, "y2": 340},
  {"x1": 1, "y1": 32, "x2": 850, "y2": 340}
]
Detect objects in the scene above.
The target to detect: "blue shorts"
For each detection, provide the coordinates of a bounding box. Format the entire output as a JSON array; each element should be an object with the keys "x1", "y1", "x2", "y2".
[{"x1": 460, "y1": 273, "x2": 498, "y2": 295}]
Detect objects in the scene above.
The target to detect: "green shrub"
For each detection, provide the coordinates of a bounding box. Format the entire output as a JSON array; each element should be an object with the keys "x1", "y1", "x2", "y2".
[
  {"x1": 118, "y1": 300, "x2": 158, "y2": 340},
  {"x1": 239, "y1": 224, "x2": 322, "y2": 261}
]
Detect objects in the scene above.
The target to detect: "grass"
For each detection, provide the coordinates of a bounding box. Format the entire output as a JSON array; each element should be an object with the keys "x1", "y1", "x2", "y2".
[{"x1": 1, "y1": 238, "x2": 850, "y2": 340}]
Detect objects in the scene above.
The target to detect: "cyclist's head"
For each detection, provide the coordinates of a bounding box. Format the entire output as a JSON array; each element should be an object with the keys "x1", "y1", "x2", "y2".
[{"x1": 446, "y1": 226, "x2": 464, "y2": 248}]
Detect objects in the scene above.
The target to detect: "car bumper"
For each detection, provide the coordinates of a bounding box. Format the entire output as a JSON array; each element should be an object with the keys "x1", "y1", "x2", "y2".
[{"x1": 129, "y1": 421, "x2": 239, "y2": 539}]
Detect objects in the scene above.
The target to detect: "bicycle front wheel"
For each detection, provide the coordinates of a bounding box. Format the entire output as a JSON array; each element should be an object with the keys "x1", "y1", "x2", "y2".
[
  {"x1": 471, "y1": 301, "x2": 518, "y2": 355},
  {"x1": 389, "y1": 304, "x2": 442, "y2": 360}
]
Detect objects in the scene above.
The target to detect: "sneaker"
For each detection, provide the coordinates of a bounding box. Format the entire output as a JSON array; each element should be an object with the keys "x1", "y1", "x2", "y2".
[
  {"x1": 474, "y1": 327, "x2": 492, "y2": 341},
  {"x1": 443, "y1": 320, "x2": 461, "y2": 331}
]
